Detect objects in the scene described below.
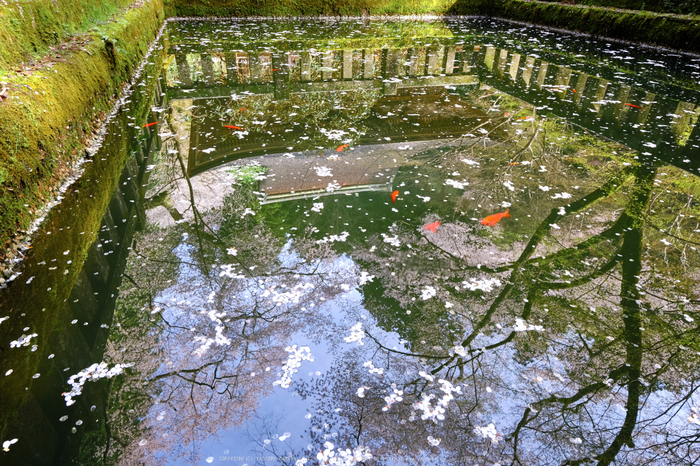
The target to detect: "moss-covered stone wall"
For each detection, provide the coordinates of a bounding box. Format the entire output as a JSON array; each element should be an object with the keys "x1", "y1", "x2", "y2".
[
  {"x1": 0, "y1": 0, "x2": 134, "y2": 72},
  {"x1": 536, "y1": 0, "x2": 700, "y2": 16},
  {"x1": 163, "y1": 0, "x2": 458, "y2": 17},
  {"x1": 0, "y1": 0, "x2": 164, "y2": 255},
  {"x1": 447, "y1": 0, "x2": 700, "y2": 53}
]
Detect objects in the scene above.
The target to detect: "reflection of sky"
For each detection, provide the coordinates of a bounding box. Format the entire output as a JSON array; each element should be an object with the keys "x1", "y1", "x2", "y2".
[
  {"x1": 151, "y1": 228, "x2": 479, "y2": 466},
  {"x1": 153, "y1": 237, "x2": 394, "y2": 465}
]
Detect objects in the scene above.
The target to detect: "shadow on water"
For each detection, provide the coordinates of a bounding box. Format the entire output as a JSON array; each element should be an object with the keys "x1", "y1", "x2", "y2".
[
  {"x1": 2, "y1": 17, "x2": 700, "y2": 466},
  {"x1": 0, "y1": 46, "x2": 165, "y2": 464}
]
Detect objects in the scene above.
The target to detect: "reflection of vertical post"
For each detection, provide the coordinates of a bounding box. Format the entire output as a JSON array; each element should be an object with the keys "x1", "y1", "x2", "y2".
[
  {"x1": 535, "y1": 61, "x2": 549, "y2": 90},
  {"x1": 484, "y1": 46, "x2": 496, "y2": 71},
  {"x1": 683, "y1": 119, "x2": 700, "y2": 151},
  {"x1": 236, "y1": 52, "x2": 250, "y2": 83},
  {"x1": 445, "y1": 45, "x2": 456, "y2": 75},
  {"x1": 273, "y1": 52, "x2": 289, "y2": 99},
  {"x1": 249, "y1": 51, "x2": 262, "y2": 83},
  {"x1": 201, "y1": 54, "x2": 215, "y2": 85},
  {"x1": 554, "y1": 66, "x2": 572, "y2": 99},
  {"x1": 612, "y1": 85, "x2": 631, "y2": 122},
  {"x1": 592, "y1": 78, "x2": 609, "y2": 115},
  {"x1": 301, "y1": 52, "x2": 312, "y2": 82},
  {"x1": 176, "y1": 54, "x2": 192, "y2": 86},
  {"x1": 572, "y1": 72, "x2": 588, "y2": 106},
  {"x1": 671, "y1": 101, "x2": 697, "y2": 142},
  {"x1": 407, "y1": 48, "x2": 420, "y2": 76},
  {"x1": 495, "y1": 49, "x2": 508, "y2": 79},
  {"x1": 260, "y1": 52, "x2": 272, "y2": 82},
  {"x1": 224, "y1": 53, "x2": 238, "y2": 85},
  {"x1": 363, "y1": 49, "x2": 375, "y2": 79},
  {"x1": 397, "y1": 48, "x2": 407, "y2": 77},
  {"x1": 519, "y1": 56, "x2": 535, "y2": 87},
  {"x1": 385, "y1": 49, "x2": 401, "y2": 79},
  {"x1": 342, "y1": 49, "x2": 353, "y2": 80},
  {"x1": 426, "y1": 45, "x2": 441, "y2": 75},
  {"x1": 322, "y1": 51, "x2": 334, "y2": 80},
  {"x1": 464, "y1": 45, "x2": 479, "y2": 73},
  {"x1": 415, "y1": 47, "x2": 427, "y2": 75},
  {"x1": 508, "y1": 53, "x2": 520, "y2": 81},
  {"x1": 636, "y1": 92, "x2": 655, "y2": 125}
]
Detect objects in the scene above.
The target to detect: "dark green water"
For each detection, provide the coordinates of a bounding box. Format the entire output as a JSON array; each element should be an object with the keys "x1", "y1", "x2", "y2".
[{"x1": 1, "y1": 17, "x2": 700, "y2": 466}]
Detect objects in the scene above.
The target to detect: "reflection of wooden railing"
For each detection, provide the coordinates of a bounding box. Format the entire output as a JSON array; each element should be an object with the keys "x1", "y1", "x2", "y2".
[
  {"x1": 473, "y1": 45, "x2": 700, "y2": 168},
  {"x1": 168, "y1": 41, "x2": 479, "y2": 98},
  {"x1": 169, "y1": 40, "x2": 699, "y2": 172}
]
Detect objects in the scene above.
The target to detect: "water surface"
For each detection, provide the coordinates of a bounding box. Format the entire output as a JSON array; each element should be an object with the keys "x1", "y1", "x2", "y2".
[{"x1": 1, "y1": 17, "x2": 700, "y2": 466}]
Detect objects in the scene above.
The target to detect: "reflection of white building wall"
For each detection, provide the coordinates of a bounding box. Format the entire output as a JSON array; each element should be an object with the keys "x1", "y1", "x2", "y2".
[{"x1": 258, "y1": 142, "x2": 425, "y2": 204}]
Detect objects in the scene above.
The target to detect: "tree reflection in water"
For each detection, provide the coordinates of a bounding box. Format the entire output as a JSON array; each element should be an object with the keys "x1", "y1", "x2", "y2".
[{"x1": 102, "y1": 71, "x2": 700, "y2": 466}]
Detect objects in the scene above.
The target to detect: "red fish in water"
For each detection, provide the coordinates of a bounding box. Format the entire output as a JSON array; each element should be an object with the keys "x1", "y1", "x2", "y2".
[
  {"x1": 143, "y1": 122, "x2": 157, "y2": 128},
  {"x1": 272, "y1": 68, "x2": 280, "y2": 71},
  {"x1": 336, "y1": 144, "x2": 349, "y2": 152},
  {"x1": 572, "y1": 89, "x2": 576, "y2": 93},
  {"x1": 391, "y1": 190, "x2": 399, "y2": 203},
  {"x1": 225, "y1": 125, "x2": 244, "y2": 130},
  {"x1": 481, "y1": 209, "x2": 511, "y2": 226},
  {"x1": 625, "y1": 103, "x2": 643, "y2": 109},
  {"x1": 425, "y1": 221, "x2": 441, "y2": 233},
  {"x1": 508, "y1": 162, "x2": 519, "y2": 166}
]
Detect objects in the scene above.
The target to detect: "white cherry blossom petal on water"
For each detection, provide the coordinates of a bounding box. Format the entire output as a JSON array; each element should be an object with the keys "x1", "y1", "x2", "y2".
[
  {"x1": 2, "y1": 438, "x2": 18, "y2": 452},
  {"x1": 344, "y1": 323, "x2": 365, "y2": 345}
]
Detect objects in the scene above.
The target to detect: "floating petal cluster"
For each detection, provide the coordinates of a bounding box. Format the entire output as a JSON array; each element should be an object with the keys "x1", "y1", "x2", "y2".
[
  {"x1": 421, "y1": 285, "x2": 437, "y2": 300},
  {"x1": 363, "y1": 360, "x2": 384, "y2": 375},
  {"x1": 462, "y1": 278, "x2": 502, "y2": 292},
  {"x1": 381, "y1": 233, "x2": 401, "y2": 247},
  {"x1": 317, "y1": 231, "x2": 350, "y2": 244},
  {"x1": 513, "y1": 317, "x2": 545, "y2": 332},
  {"x1": 344, "y1": 322, "x2": 365, "y2": 345},
  {"x1": 382, "y1": 386, "x2": 404, "y2": 411},
  {"x1": 473, "y1": 423, "x2": 503, "y2": 444},
  {"x1": 413, "y1": 378, "x2": 462, "y2": 422},
  {"x1": 273, "y1": 345, "x2": 314, "y2": 389},
  {"x1": 10, "y1": 332, "x2": 38, "y2": 348},
  {"x1": 314, "y1": 442, "x2": 372, "y2": 465},
  {"x1": 64, "y1": 362, "x2": 132, "y2": 406}
]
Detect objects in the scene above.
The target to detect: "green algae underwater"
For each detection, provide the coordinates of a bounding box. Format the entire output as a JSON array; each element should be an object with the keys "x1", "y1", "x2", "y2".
[{"x1": 2, "y1": 16, "x2": 700, "y2": 466}]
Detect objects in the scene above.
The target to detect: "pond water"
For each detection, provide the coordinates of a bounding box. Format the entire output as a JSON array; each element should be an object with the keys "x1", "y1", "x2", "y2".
[{"x1": 1, "y1": 17, "x2": 700, "y2": 466}]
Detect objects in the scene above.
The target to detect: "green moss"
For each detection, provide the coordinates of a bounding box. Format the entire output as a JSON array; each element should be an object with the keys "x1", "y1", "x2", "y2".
[
  {"x1": 536, "y1": 0, "x2": 700, "y2": 16},
  {"x1": 0, "y1": 0, "x2": 136, "y2": 72},
  {"x1": 459, "y1": 0, "x2": 700, "y2": 53},
  {"x1": 0, "y1": 0, "x2": 164, "y2": 249},
  {"x1": 163, "y1": 0, "x2": 459, "y2": 17}
]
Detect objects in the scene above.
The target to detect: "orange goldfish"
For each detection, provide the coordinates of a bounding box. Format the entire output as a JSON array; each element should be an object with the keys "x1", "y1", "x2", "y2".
[
  {"x1": 225, "y1": 125, "x2": 244, "y2": 130},
  {"x1": 391, "y1": 190, "x2": 399, "y2": 204},
  {"x1": 336, "y1": 144, "x2": 349, "y2": 152},
  {"x1": 481, "y1": 209, "x2": 511, "y2": 226},
  {"x1": 143, "y1": 122, "x2": 157, "y2": 128},
  {"x1": 425, "y1": 221, "x2": 441, "y2": 233},
  {"x1": 508, "y1": 162, "x2": 519, "y2": 166},
  {"x1": 625, "y1": 103, "x2": 643, "y2": 109}
]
